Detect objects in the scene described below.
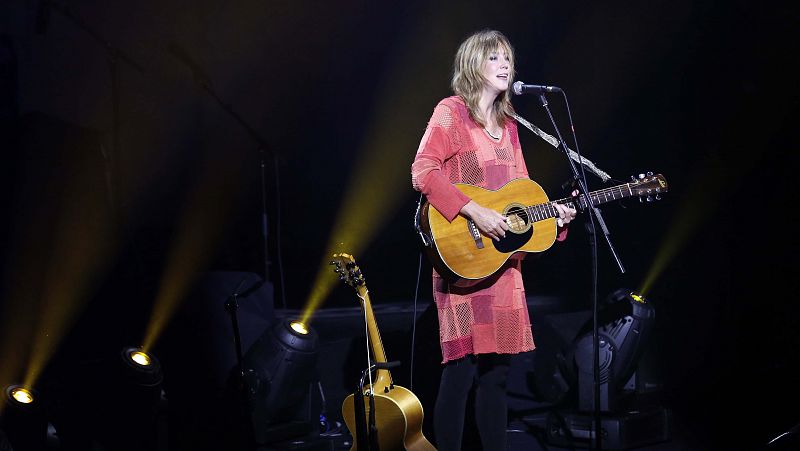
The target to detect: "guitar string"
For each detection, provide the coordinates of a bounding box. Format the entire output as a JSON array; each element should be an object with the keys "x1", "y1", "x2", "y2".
[
  {"x1": 543, "y1": 177, "x2": 660, "y2": 213},
  {"x1": 503, "y1": 178, "x2": 662, "y2": 226},
  {"x1": 519, "y1": 183, "x2": 634, "y2": 221}
]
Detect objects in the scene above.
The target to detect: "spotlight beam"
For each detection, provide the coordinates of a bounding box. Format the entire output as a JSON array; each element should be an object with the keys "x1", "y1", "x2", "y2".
[
  {"x1": 16, "y1": 164, "x2": 116, "y2": 390},
  {"x1": 638, "y1": 163, "x2": 728, "y2": 296},
  {"x1": 141, "y1": 150, "x2": 247, "y2": 353},
  {"x1": 299, "y1": 12, "x2": 452, "y2": 323}
]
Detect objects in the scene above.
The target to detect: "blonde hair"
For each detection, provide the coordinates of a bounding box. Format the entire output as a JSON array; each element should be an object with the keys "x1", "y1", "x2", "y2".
[{"x1": 451, "y1": 29, "x2": 516, "y2": 128}]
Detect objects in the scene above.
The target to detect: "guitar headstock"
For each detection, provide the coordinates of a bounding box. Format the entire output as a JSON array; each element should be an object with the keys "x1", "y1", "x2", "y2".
[
  {"x1": 330, "y1": 253, "x2": 366, "y2": 292},
  {"x1": 630, "y1": 172, "x2": 668, "y2": 202}
]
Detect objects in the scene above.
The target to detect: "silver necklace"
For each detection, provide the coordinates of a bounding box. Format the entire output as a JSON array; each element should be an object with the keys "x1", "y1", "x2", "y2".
[{"x1": 484, "y1": 126, "x2": 501, "y2": 140}]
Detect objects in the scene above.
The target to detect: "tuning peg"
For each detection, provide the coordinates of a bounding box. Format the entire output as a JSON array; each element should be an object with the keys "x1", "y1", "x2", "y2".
[
  {"x1": 631, "y1": 175, "x2": 638, "y2": 182},
  {"x1": 655, "y1": 194, "x2": 661, "y2": 201},
  {"x1": 646, "y1": 171, "x2": 653, "y2": 177}
]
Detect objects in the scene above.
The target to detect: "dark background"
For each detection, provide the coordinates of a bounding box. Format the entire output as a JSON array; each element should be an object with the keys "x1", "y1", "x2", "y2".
[{"x1": 1, "y1": 0, "x2": 798, "y2": 449}]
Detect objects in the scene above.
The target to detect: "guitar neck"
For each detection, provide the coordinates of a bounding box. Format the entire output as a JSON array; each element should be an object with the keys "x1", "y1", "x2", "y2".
[
  {"x1": 529, "y1": 182, "x2": 638, "y2": 219},
  {"x1": 356, "y1": 286, "x2": 393, "y2": 390}
]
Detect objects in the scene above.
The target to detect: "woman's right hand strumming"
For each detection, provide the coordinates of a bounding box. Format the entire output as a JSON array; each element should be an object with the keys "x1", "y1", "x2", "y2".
[{"x1": 460, "y1": 200, "x2": 509, "y2": 241}]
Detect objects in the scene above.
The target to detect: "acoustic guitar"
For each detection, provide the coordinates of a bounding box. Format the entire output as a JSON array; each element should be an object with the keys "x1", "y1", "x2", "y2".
[
  {"x1": 417, "y1": 173, "x2": 668, "y2": 282},
  {"x1": 330, "y1": 253, "x2": 435, "y2": 451}
]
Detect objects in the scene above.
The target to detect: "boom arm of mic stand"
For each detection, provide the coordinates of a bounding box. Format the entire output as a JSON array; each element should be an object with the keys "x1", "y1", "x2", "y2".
[
  {"x1": 49, "y1": 2, "x2": 144, "y2": 73},
  {"x1": 199, "y1": 83, "x2": 274, "y2": 157},
  {"x1": 590, "y1": 206, "x2": 625, "y2": 273},
  {"x1": 48, "y1": 1, "x2": 146, "y2": 227},
  {"x1": 537, "y1": 93, "x2": 624, "y2": 274}
]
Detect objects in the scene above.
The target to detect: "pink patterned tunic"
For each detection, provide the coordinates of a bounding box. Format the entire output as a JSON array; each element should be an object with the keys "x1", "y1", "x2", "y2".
[{"x1": 411, "y1": 96, "x2": 566, "y2": 363}]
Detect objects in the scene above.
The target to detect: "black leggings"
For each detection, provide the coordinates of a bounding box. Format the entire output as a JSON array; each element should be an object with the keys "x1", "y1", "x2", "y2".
[{"x1": 433, "y1": 353, "x2": 511, "y2": 451}]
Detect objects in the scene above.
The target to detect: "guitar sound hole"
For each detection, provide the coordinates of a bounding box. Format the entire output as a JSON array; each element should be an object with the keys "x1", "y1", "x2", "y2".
[{"x1": 505, "y1": 205, "x2": 531, "y2": 234}]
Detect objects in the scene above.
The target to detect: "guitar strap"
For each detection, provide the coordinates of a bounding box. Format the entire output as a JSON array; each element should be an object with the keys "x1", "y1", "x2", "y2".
[
  {"x1": 413, "y1": 115, "x2": 612, "y2": 247},
  {"x1": 414, "y1": 192, "x2": 433, "y2": 248},
  {"x1": 512, "y1": 113, "x2": 612, "y2": 183}
]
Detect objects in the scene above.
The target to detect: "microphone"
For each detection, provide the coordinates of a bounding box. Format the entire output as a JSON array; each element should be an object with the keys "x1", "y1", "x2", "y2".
[{"x1": 512, "y1": 81, "x2": 562, "y2": 95}]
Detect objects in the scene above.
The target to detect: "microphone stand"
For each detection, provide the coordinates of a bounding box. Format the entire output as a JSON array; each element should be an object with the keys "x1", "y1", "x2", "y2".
[
  {"x1": 535, "y1": 92, "x2": 625, "y2": 451},
  {"x1": 48, "y1": 1, "x2": 145, "y2": 226},
  {"x1": 223, "y1": 275, "x2": 265, "y2": 450},
  {"x1": 169, "y1": 48, "x2": 281, "y2": 304},
  {"x1": 354, "y1": 366, "x2": 382, "y2": 451}
]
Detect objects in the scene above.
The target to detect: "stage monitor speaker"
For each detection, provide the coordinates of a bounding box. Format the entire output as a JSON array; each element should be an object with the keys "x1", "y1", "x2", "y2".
[
  {"x1": 546, "y1": 406, "x2": 671, "y2": 450},
  {"x1": 158, "y1": 270, "x2": 274, "y2": 451}
]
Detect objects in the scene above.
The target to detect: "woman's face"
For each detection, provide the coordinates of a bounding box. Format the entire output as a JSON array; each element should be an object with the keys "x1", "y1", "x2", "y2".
[{"x1": 481, "y1": 47, "x2": 511, "y2": 95}]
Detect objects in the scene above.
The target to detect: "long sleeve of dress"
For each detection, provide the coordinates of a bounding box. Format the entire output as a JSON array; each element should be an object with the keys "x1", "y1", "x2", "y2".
[{"x1": 411, "y1": 103, "x2": 471, "y2": 221}]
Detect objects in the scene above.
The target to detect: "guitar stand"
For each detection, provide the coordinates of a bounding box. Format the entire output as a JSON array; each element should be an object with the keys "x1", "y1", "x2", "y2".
[
  {"x1": 350, "y1": 361, "x2": 401, "y2": 451},
  {"x1": 352, "y1": 366, "x2": 380, "y2": 451}
]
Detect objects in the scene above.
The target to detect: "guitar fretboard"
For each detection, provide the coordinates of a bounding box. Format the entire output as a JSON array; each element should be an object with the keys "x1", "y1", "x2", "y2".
[{"x1": 525, "y1": 183, "x2": 635, "y2": 221}]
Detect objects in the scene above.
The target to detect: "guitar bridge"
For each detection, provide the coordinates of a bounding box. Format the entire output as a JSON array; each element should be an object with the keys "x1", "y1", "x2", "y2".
[{"x1": 467, "y1": 220, "x2": 484, "y2": 249}]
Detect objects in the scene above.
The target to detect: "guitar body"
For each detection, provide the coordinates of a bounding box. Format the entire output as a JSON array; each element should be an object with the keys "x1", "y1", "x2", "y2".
[
  {"x1": 330, "y1": 253, "x2": 437, "y2": 451},
  {"x1": 341, "y1": 385, "x2": 435, "y2": 451},
  {"x1": 421, "y1": 178, "x2": 558, "y2": 282},
  {"x1": 419, "y1": 174, "x2": 668, "y2": 282}
]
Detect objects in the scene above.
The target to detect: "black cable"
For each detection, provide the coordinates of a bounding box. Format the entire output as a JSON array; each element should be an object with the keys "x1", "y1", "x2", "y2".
[
  {"x1": 273, "y1": 153, "x2": 287, "y2": 309},
  {"x1": 410, "y1": 250, "x2": 423, "y2": 391}
]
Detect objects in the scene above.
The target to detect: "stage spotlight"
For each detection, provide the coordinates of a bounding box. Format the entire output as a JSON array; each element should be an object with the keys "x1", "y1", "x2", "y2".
[
  {"x1": 130, "y1": 350, "x2": 151, "y2": 366},
  {"x1": 242, "y1": 318, "x2": 319, "y2": 446},
  {"x1": 116, "y1": 346, "x2": 164, "y2": 414},
  {"x1": 544, "y1": 290, "x2": 671, "y2": 449},
  {"x1": 89, "y1": 347, "x2": 165, "y2": 451},
  {"x1": 1, "y1": 384, "x2": 47, "y2": 451},
  {"x1": 290, "y1": 320, "x2": 309, "y2": 335},
  {"x1": 9, "y1": 386, "x2": 34, "y2": 404},
  {"x1": 120, "y1": 347, "x2": 162, "y2": 384},
  {"x1": 50, "y1": 347, "x2": 163, "y2": 451},
  {"x1": 51, "y1": 347, "x2": 165, "y2": 451},
  {"x1": 562, "y1": 288, "x2": 656, "y2": 412}
]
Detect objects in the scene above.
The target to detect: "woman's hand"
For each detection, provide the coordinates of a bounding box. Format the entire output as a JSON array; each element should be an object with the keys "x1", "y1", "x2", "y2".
[
  {"x1": 460, "y1": 200, "x2": 508, "y2": 241},
  {"x1": 554, "y1": 190, "x2": 579, "y2": 227}
]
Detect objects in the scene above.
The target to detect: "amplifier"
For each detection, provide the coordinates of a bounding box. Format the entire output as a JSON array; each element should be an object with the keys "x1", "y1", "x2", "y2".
[{"x1": 546, "y1": 406, "x2": 671, "y2": 450}]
